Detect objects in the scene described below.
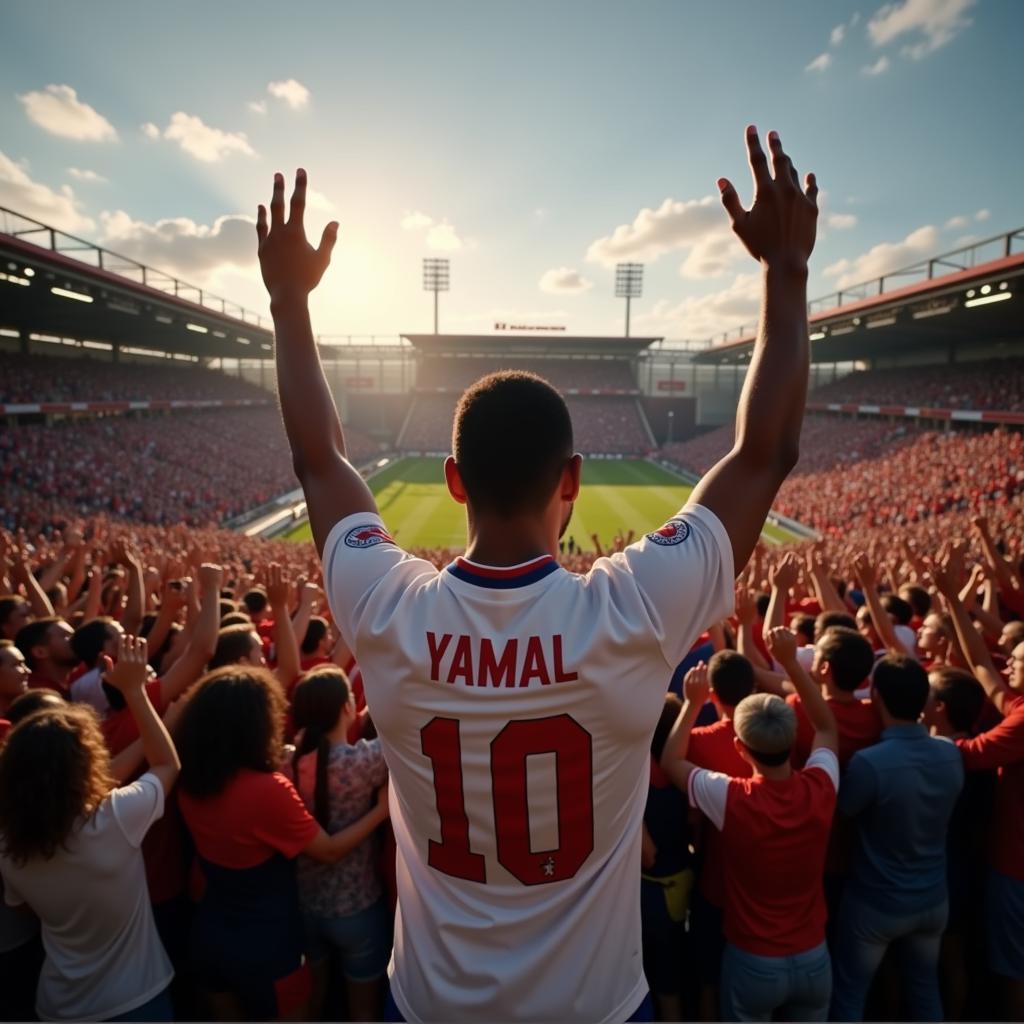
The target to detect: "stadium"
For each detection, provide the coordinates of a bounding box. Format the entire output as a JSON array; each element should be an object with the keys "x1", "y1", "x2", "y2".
[{"x1": 2, "y1": 6, "x2": 1024, "y2": 1018}]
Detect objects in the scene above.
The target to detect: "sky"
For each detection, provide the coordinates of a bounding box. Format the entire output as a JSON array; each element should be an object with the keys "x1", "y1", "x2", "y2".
[{"x1": 1, "y1": 0, "x2": 1021, "y2": 343}]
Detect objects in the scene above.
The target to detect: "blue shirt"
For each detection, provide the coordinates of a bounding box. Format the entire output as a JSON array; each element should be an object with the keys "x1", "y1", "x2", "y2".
[{"x1": 839, "y1": 724, "x2": 964, "y2": 913}]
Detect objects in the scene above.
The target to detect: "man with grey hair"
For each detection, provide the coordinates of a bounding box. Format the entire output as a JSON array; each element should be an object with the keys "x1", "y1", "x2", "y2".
[{"x1": 661, "y1": 626, "x2": 839, "y2": 1022}]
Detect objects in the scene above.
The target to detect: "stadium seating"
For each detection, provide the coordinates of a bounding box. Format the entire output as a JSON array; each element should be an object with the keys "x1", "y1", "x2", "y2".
[
  {"x1": 415, "y1": 356, "x2": 638, "y2": 392},
  {"x1": 810, "y1": 356, "x2": 1024, "y2": 412}
]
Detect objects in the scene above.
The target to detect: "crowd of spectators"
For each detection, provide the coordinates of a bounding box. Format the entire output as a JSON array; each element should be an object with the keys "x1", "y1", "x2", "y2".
[
  {"x1": 415, "y1": 356, "x2": 638, "y2": 392},
  {"x1": 0, "y1": 410, "x2": 382, "y2": 534},
  {"x1": 401, "y1": 393, "x2": 651, "y2": 454},
  {"x1": 809, "y1": 357, "x2": 1024, "y2": 412},
  {"x1": 0, "y1": 352, "x2": 270, "y2": 405},
  {"x1": 0, "y1": 498, "x2": 1021, "y2": 1020}
]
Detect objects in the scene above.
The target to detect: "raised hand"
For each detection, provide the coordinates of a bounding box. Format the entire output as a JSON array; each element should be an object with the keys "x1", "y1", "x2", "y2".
[
  {"x1": 266, "y1": 562, "x2": 290, "y2": 607},
  {"x1": 766, "y1": 625, "x2": 798, "y2": 667},
  {"x1": 852, "y1": 553, "x2": 877, "y2": 590},
  {"x1": 735, "y1": 585, "x2": 758, "y2": 626},
  {"x1": 256, "y1": 169, "x2": 338, "y2": 304},
  {"x1": 718, "y1": 126, "x2": 818, "y2": 274},
  {"x1": 104, "y1": 635, "x2": 149, "y2": 695},
  {"x1": 683, "y1": 660, "x2": 711, "y2": 707},
  {"x1": 769, "y1": 552, "x2": 800, "y2": 592},
  {"x1": 198, "y1": 563, "x2": 223, "y2": 597}
]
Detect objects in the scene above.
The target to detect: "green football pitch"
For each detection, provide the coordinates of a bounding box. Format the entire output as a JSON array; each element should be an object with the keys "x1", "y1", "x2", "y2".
[{"x1": 284, "y1": 456, "x2": 799, "y2": 549}]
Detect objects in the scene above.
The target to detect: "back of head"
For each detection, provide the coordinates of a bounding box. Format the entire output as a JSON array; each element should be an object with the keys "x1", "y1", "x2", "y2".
[
  {"x1": 0, "y1": 704, "x2": 113, "y2": 864},
  {"x1": 734, "y1": 693, "x2": 797, "y2": 767},
  {"x1": 929, "y1": 666, "x2": 984, "y2": 734},
  {"x1": 899, "y1": 584, "x2": 931, "y2": 620},
  {"x1": 291, "y1": 665, "x2": 353, "y2": 827},
  {"x1": 6, "y1": 687, "x2": 65, "y2": 726},
  {"x1": 210, "y1": 624, "x2": 260, "y2": 669},
  {"x1": 881, "y1": 593, "x2": 914, "y2": 627},
  {"x1": 816, "y1": 626, "x2": 874, "y2": 692},
  {"x1": 873, "y1": 655, "x2": 930, "y2": 722},
  {"x1": 791, "y1": 614, "x2": 816, "y2": 645},
  {"x1": 220, "y1": 612, "x2": 253, "y2": 629},
  {"x1": 814, "y1": 610, "x2": 857, "y2": 641},
  {"x1": 453, "y1": 371, "x2": 573, "y2": 516},
  {"x1": 71, "y1": 617, "x2": 116, "y2": 669},
  {"x1": 242, "y1": 589, "x2": 268, "y2": 618},
  {"x1": 177, "y1": 666, "x2": 285, "y2": 798},
  {"x1": 301, "y1": 616, "x2": 330, "y2": 656},
  {"x1": 651, "y1": 693, "x2": 683, "y2": 762},
  {"x1": 708, "y1": 650, "x2": 755, "y2": 709}
]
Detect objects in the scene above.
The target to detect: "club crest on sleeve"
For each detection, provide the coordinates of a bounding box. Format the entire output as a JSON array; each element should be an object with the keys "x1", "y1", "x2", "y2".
[
  {"x1": 344, "y1": 524, "x2": 394, "y2": 549},
  {"x1": 647, "y1": 518, "x2": 690, "y2": 547}
]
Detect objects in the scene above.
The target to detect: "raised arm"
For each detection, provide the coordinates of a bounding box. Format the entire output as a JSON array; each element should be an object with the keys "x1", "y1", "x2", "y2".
[
  {"x1": 659, "y1": 662, "x2": 711, "y2": 791},
  {"x1": 933, "y1": 554, "x2": 1012, "y2": 715},
  {"x1": 853, "y1": 553, "x2": 909, "y2": 656},
  {"x1": 159, "y1": 564, "x2": 222, "y2": 704},
  {"x1": 256, "y1": 170, "x2": 376, "y2": 555},
  {"x1": 765, "y1": 553, "x2": 799, "y2": 636},
  {"x1": 767, "y1": 626, "x2": 837, "y2": 754},
  {"x1": 689, "y1": 127, "x2": 817, "y2": 572},
  {"x1": 267, "y1": 563, "x2": 301, "y2": 689}
]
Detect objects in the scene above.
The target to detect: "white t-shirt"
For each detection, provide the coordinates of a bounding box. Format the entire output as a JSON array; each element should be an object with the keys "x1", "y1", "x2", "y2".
[
  {"x1": 0, "y1": 773, "x2": 173, "y2": 1021},
  {"x1": 323, "y1": 504, "x2": 733, "y2": 1023}
]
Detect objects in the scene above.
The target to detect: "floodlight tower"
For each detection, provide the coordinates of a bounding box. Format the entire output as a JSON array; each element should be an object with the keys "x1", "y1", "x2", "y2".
[
  {"x1": 422, "y1": 258, "x2": 450, "y2": 335},
  {"x1": 615, "y1": 262, "x2": 643, "y2": 337}
]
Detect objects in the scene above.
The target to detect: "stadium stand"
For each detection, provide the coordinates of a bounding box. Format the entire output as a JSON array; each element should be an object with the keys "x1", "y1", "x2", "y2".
[{"x1": 415, "y1": 356, "x2": 639, "y2": 392}]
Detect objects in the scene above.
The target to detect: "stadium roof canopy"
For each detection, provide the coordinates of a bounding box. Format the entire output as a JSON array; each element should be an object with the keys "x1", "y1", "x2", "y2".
[
  {"x1": 693, "y1": 227, "x2": 1024, "y2": 365},
  {"x1": 402, "y1": 334, "x2": 661, "y2": 357},
  {"x1": 0, "y1": 206, "x2": 273, "y2": 360}
]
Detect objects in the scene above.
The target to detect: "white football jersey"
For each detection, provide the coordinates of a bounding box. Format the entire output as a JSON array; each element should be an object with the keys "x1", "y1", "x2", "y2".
[{"x1": 323, "y1": 503, "x2": 733, "y2": 1024}]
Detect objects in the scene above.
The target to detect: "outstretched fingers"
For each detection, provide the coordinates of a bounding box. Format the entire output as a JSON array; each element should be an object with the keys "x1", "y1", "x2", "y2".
[
  {"x1": 318, "y1": 221, "x2": 340, "y2": 262},
  {"x1": 288, "y1": 168, "x2": 307, "y2": 228},
  {"x1": 804, "y1": 172, "x2": 819, "y2": 206},
  {"x1": 270, "y1": 172, "x2": 286, "y2": 228},
  {"x1": 767, "y1": 131, "x2": 797, "y2": 190},
  {"x1": 256, "y1": 204, "x2": 268, "y2": 246},
  {"x1": 745, "y1": 124, "x2": 771, "y2": 193},
  {"x1": 717, "y1": 177, "x2": 745, "y2": 225}
]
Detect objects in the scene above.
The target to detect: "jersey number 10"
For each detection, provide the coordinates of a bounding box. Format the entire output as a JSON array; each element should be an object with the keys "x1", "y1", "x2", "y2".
[{"x1": 420, "y1": 714, "x2": 595, "y2": 885}]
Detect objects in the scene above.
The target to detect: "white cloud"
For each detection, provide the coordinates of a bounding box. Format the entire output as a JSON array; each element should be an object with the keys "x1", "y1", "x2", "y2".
[
  {"x1": 67, "y1": 167, "x2": 107, "y2": 184},
  {"x1": 141, "y1": 122, "x2": 161, "y2": 140},
  {"x1": 862, "y1": 56, "x2": 891, "y2": 74},
  {"x1": 867, "y1": 0, "x2": 975, "y2": 59},
  {"x1": 586, "y1": 196, "x2": 721, "y2": 267},
  {"x1": 539, "y1": 267, "x2": 593, "y2": 294},
  {"x1": 944, "y1": 214, "x2": 968, "y2": 230},
  {"x1": 306, "y1": 188, "x2": 336, "y2": 215},
  {"x1": 18, "y1": 84, "x2": 117, "y2": 142},
  {"x1": 830, "y1": 23, "x2": 847, "y2": 45},
  {"x1": 823, "y1": 224, "x2": 940, "y2": 289},
  {"x1": 0, "y1": 151, "x2": 95, "y2": 233},
  {"x1": 632, "y1": 273, "x2": 763, "y2": 342},
  {"x1": 806, "y1": 52, "x2": 833, "y2": 72},
  {"x1": 426, "y1": 220, "x2": 464, "y2": 251},
  {"x1": 401, "y1": 210, "x2": 434, "y2": 230},
  {"x1": 267, "y1": 79, "x2": 310, "y2": 110},
  {"x1": 975, "y1": 208, "x2": 990, "y2": 222},
  {"x1": 680, "y1": 230, "x2": 744, "y2": 279},
  {"x1": 99, "y1": 209, "x2": 256, "y2": 281},
  {"x1": 826, "y1": 213, "x2": 858, "y2": 229},
  {"x1": 248, "y1": 100, "x2": 267, "y2": 115},
  {"x1": 160, "y1": 112, "x2": 254, "y2": 163}
]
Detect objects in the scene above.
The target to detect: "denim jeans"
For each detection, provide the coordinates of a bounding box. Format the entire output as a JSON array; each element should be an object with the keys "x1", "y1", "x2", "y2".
[
  {"x1": 720, "y1": 941, "x2": 831, "y2": 1022},
  {"x1": 830, "y1": 893, "x2": 948, "y2": 1021}
]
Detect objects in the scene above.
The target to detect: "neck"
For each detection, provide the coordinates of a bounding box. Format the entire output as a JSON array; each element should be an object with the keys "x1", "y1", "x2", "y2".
[
  {"x1": 36, "y1": 661, "x2": 68, "y2": 684},
  {"x1": 463, "y1": 516, "x2": 557, "y2": 567},
  {"x1": 754, "y1": 762, "x2": 792, "y2": 782},
  {"x1": 326, "y1": 718, "x2": 350, "y2": 745}
]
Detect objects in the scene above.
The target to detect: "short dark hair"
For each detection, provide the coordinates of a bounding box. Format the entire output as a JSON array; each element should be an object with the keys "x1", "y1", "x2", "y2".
[
  {"x1": 754, "y1": 593, "x2": 771, "y2": 619},
  {"x1": 814, "y1": 610, "x2": 857, "y2": 640},
  {"x1": 242, "y1": 589, "x2": 268, "y2": 616},
  {"x1": 0, "y1": 596, "x2": 27, "y2": 632},
  {"x1": 881, "y1": 594, "x2": 914, "y2": 627},
  {"x1": 929, "y1": 667, "x2": 985, "y2": 733},
  {"x1": 873, "y1": 655, "x2": 930, "y2": 721},
  {"x1": 301, "y1": 617, "x2": 330, "y2": 656},
  {"x1": 816, "y1": 627, "x2": 874, "y2": 692},
  {"x1": 219, "y1": 598, "x2": 241, "y2": 619},
  {"x1": 708, "y1": 650, "x2": 755, "y2": 708},
  {"x1": 15, "y1": 617, "x2": 63, "y2": 671},
  {"x1": 209, "y1": 625, "x2": 260, "y2": 670},
  {"x1": 651, "y1": 693, "x2": 683, "y2": 763},
  {"x1": 6, "y1": 687, "x2": 65, "y2": 725},
  {"x1": 791, "y1": 614, "x2": 816, "y2": 644},
  {"x1": 452, "y1": 371, "x2": 573, "y2": 515},
  {"x1": 900, "y1": 584, "x2": 931, "y2": 619},
  {"x1": 177, "y1": 666, "x2": 286, "y2": 799},
  {"x1": 220, "y1": 612, "x2": 253, "y2": 628},
  {"x1": 71, "y1": 617, "x2": 117, "y2": 669}
]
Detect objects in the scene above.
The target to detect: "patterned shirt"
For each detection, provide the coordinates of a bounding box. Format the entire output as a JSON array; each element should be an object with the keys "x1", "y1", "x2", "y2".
[{"x1": 290, "y1": 739, "x2": 388, "y2": 917}]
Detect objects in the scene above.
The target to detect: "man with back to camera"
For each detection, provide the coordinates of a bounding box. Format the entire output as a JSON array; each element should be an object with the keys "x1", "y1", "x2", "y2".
[{"x1": 256, "y1": 125, "x2": 818, "y2": 1023}]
